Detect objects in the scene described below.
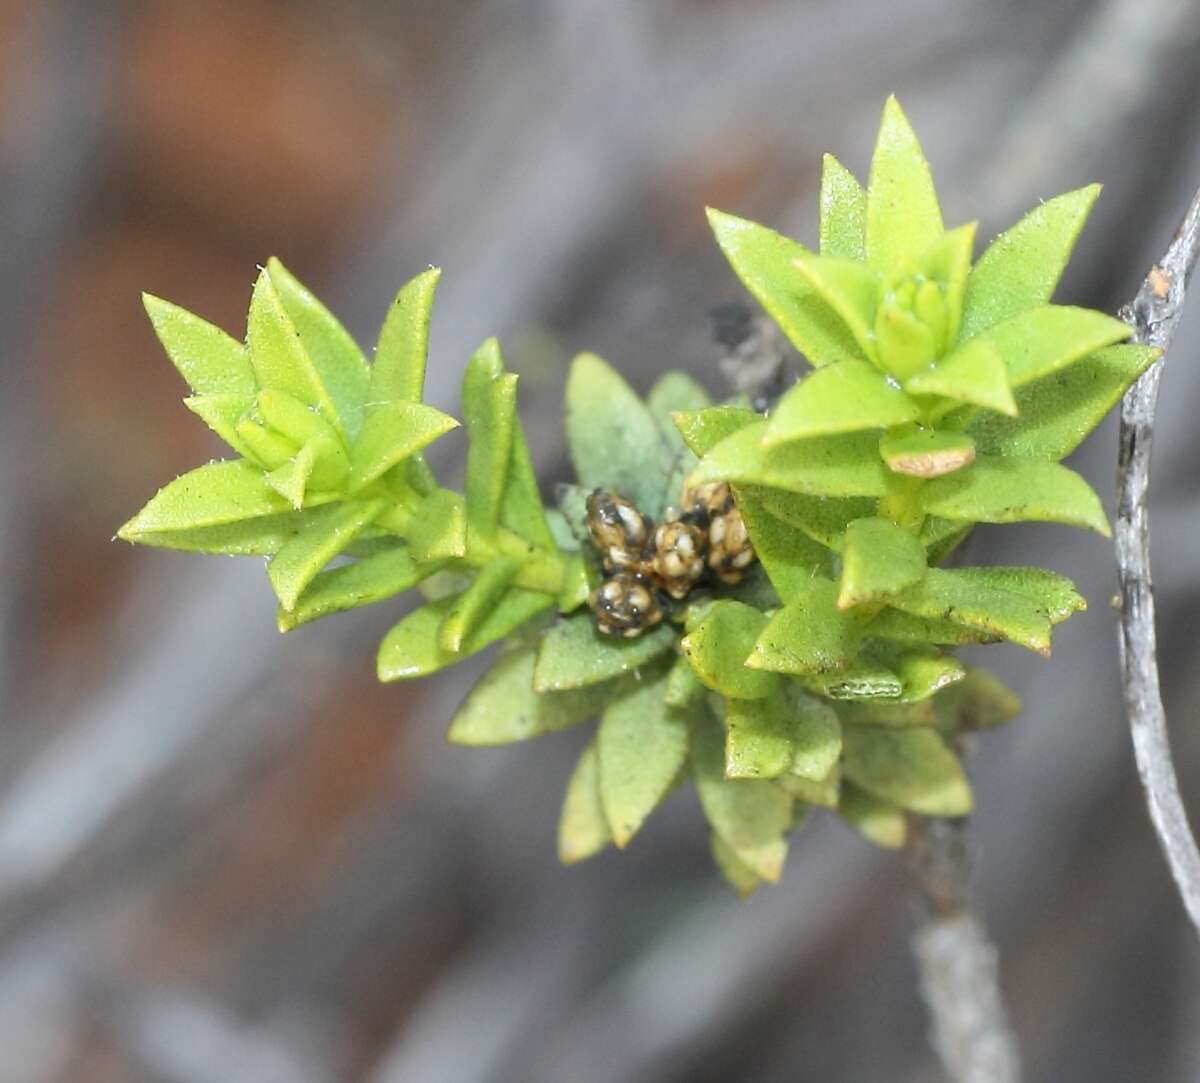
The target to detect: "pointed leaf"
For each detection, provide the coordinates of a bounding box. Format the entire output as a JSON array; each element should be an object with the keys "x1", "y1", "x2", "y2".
[
  {"x1": 747, "y1": 577, "x2": 868, "y2": 674},
  {"x1": 804, "y1": 656, "x2": 903, "y2": 700},
  {"x1": 448, "y1": 647, "x2": 611, "y2": 746},
  {"x1": 835, "y1": 699, "x2": 937, "y2": 728},
  {"x1": 748, "y1": 488, "x2": 876, "y2": 550},
  {"x1": 974, "y1": 304, "x2": 1130, "y2": 389},
  {"x1": 867, "y1": 643, "x2": 966, "y2": 702},
  {"x1": 842, "y1": 726, "x2": 971, "y2": 816},
  {"x1": 266, "y1": 259, "x2": 370, "y2": 438},
  {"x1": 143, "y1": 293, "x2": 256, "y2": 396},
  {"x1": 933, "y1": 668, "x2": 1022, "y2": 733},
  {"x1": 968, "y1": 344, "x2": 1159, "y2": 460},
  {"x1": 838, "y1": 516, "x2": 927, "y2": 609},
  {"x1": 268, "y1": 499, "x2": 383, "y2": 611},
  {"x1": 921, "y1": 456, "x2": 1110, "y2": 535},
  {"x1": 919, "y1": 222, "x2": 976, "y2": 346},
  {"x1": 726, "y1": 689, "x2": 841, "y2": 781},
  {"x1": 868, "y1": 607, "x2": 998, "y2": 647},
  {"x1": 597, "y1": 673, "x2": 688, "y2": 847},
  {"x1": 790, "y1": 252, "x2": 881, "y2": 362},
  {"x1": 377, "y1": 588, "x2": 554, "y2": 681},
  {"x1": 681, "y1": 600, "x2": 777, "y2": 700},
  {"x1": 246, "y1": 269, "x2": 339, "y2": 427},
  {"x1": 710, "y1": 833, "x2": 763, "y2": 897},
  {"x1": 438, "y1": 556, "x2": 523, "y2": 652},
  {"x1": 278, "y1": 545, "x2": 430, "y2": 631},
  {"x1": 838, "y1": 782, "x2": 907, "y2": 849},
  {"x1": 120, "y1": 511, "x2": 311, "y2": 556},
  {"x1": 888, "y1": 566, "x2": 1052, "y2": 655},
  {"x1": 819, "y1": 153, "x2": 866, "y2": 260},
  {"x1": 693, "y1": 421, "x2": 889, "y2": 497},
  {"x1": 462, "y1": 339, "x2": 518, "y2": 544},
  {"x1": 880, "y1": 428, "x2": 976, "y2": 478},
  {"x1": 118, "y1": 459, "x2": 293, "y2": 542},
  {"x1": 706, "y1": 208, "x2": 861, "y2": 365},
  {"x1": 865, "y1": 97, "x2": 943, "y2": 270},
  {"x1": 499, "y1": 423, "x2": 556, "y2": 550},
  {"x1": 371, "y1": 267, "x2": 441, "y2": 404},
  {"x1": 906, "y1": 338, "x2": 1016, "y2": 415},
  {"x1": 778, "y1": 765, "x2": 840, "y2": 808},
  {"x1": 947, "y1": 566, "x2": 1085, "y2": 624},
  {"x1": 558, "y1": 741, "x2": 612, "y2": 864},
  {"x1": 673, "y1": 405, "x2": 760, "y2": 457},
  {"x1": 648, "y1": 371, "x2": 711, "y2": 455},
  {"x1": 348, "y1": 400, "x2": 459, "y2": 492},
  {"x1": 184, "y1": 393, "x2": 257, "y2": 457},
  {"x1": 960, "y1": 184, "x2": 1101, "y2": 340},
  {"x1": 264, "y1": 439, "x2": 319, "y2": 509},
  {"x1": 664, "y1": 656, "x2": 704, "y2": 708},
  {"x1": 763, "y1": 360, "x2": 920, "y2": 445},
  {"x1": 407, "y1": 489, "x2": 467, "y2": 562},
  {"x1": 691, "y1": 714, "x2": 792, "y2": 881},
  {"x1": 565, "y1": 353, "x2": 670, "y2": 515},
  {"x1": 734, "y1": 489, "x2": 831, "y2": 599},
  {"x1": 533, "y1": 612, "x2": 675, "y2": 691}
]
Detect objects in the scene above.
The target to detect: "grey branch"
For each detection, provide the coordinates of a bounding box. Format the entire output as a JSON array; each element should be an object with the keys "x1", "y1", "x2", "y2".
[
  {"x1": 906, "y1": 814, "x2": 1022, "y2": 1083},
  {"x1": 1116, "y1": 183, "x2": 1200, "y2": 934}
]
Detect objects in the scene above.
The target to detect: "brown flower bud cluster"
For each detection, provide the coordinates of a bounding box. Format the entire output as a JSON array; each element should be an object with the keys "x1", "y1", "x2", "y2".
[{"x1": 584, "y1": 482, "x2": 755, "y2": 637}]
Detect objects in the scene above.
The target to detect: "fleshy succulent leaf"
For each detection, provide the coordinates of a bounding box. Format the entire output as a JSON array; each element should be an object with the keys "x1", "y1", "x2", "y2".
[
  {"x1": 407, "y1": 489, "x2": 467, "y2": 562},
  {"x1": 788, "y1": 252, "x2": 881, "y2": 363},
  {"x1": 725, "y1": 688, "x2": 842, "y2": 782},
  {"x1": 371, "y1": 267, "x2": 440, "y2": 404},
  {"x1": 837, "y1": 782, "x2": 907, "y2": 848},
  {"x1": 959, "y1": 184, "x2": 1101, "y2": 341},
  {"x1": 438, "y1": 556, "x2": 524, "y2": 653},
  {"x1": 918, "y1": 222, "x2": 976, "y2": 347},
  {"x1": 184, "y1": 393, "x2": 257, "y2": 457},
  {"x1": 842, "y1": 725, "x2": 972, "y2": 816},
  {"x1": 143, "y1": 293, "x2": 257, "y2": 396},
  {"x1": 462, "y1": 339, "x2": 518, "y2": 545},
  {"x1": 865, "y1": 96, "x2": 943, "y2": 271},
  {"x1": 681, "y1": 600, "x2": 777, "y2": 700},
  {"x1": 905, "y1": 338, "x2": 1016, "y2": 416},
  {"x1": 763, "y1": 359, "x2": 920, "y2": 445},
  {"x1": 920, "y1": 456, "x2": 1110, "y2": 535},
  {"x1": 558, "y1": 740, "x2": 612, "y2": 864},
  {"x1": 734, "y1": 489, "x2": 832, "y2": 598},
  {"x1": 533, "y1": 612, "x2": 675, "y2": 692},
  {"x1": 348, "y1": 400, "x2": 459, "y2": 492},
  {"x1": 819, "y1": 153, "x2": 867, "y2": 260},
  {"x1": 747, "y1": 577, "x2": 869, "y2": 674},
  {"x1": 880, "y1": 428, "x2": 976, "y2": 478},
  {"x1": 838, "y1": 516, "x2": 928, "y2": 609},
  {"x1": 277, "y1": 545, "x2": 431, "y2": 631},
  {"x1": 673, "y1": 405, "x2": 760, "y2": 458},
  {"x1": 267, "y1": 499, "x2": 384, "y2": 612}
]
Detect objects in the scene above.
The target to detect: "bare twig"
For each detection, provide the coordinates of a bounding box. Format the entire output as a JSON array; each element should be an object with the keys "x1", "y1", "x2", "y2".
[
  {"x1": 906, "y1": 813, "x2": 1022, "y2": 1083},
  {"x1": 1115, "y1": 184, "x2": 1200, "y2": 934}
]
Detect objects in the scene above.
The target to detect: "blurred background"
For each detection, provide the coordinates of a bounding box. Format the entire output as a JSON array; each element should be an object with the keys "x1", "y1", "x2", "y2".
[{"x1": 2, "y1": 1, "x2": 1200, "y2": 1080}]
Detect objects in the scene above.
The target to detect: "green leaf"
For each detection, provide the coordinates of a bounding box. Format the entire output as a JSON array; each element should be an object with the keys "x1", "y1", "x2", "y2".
[
  {"x1": 143, "y1": 293, "x2": 256, "y2": 396},
  {"x1": 934, "y1": 667, "x2": 1022, "y2": 733},
  {"x1": 556, "y1": 554, "x2": 590, "y2": 613},
  {"x1": 906, "y1": 338, "x2": 1016, "y2": 416},
  {"x1": 726, "y1": 688, "x2": 841, "y2": 781},
  {"x1": 501, "y1": 423, "x2": 556, "y2": 550},
  {"x1": 648, "y1": 371, "x2": 711, "y2": 455},
  {"x1": 867, "y1": 642, "x2": 966, "y2": 702},
  {"x1": 693, "y1": 421, "x2": 889, "y2": 497},
  {"x1": 121, "y1": 511, "x2": 311, "y2": 556},
  {"x1": 804, "y1": 656, "x2": 902, "y2": 700},
  {"x1": 921, "y1": 517, "x2": 973, "y2": 564},
  {"x1": 920, "y1": 456, "x2": 1110, "y2": 536},
  {"x1": 734, "y1": 489, "x2": 831, "y2": 599},
  {"x1": 888, "y1": 566, "x2": 1052, "y2": 655},
  {"x1": 408, "y1": 489, "x2": 467, "y2": 562},
  {"x1": 264, "y1": 438, "x2": 321, "y2": 509},
  {"x1": 747, "y1": 577, "x2": 868, "y2": 675},
  {"x1": 918, "y1": 222, "x2": 976, "y2": 347},
  {"x1": 184, "y1": 393, "x2": 257, "y2": 457},
  {"x1": 691, "y1": 713, "x2": 792, "y2": 881},
  {"x1": 973, "y1": 305, "x2": 1130, "y2": 389},
  {"x1": 246, "y1": 268, "x2": 339, "y2": 428},
  {"x1": 118, "y1": 459, "x2": 294, "y2": 541},
  {"x1": 447, "y1": 647, "x2": 610, "y2": 746},
  {"x1": 266, "y1": 259, "x2": 371, "y2": 438},
  {"x1": 558, "y1": 741, "x2": 612, "y2": 864},
  {"x1": 277, "y1": 546, "x2": 430, "y2": 631},
  {"x1": 763, "y1": 360, "x2": 920, "y2": 445},
  {"x1": 533, "y1": 612, "x2": 675, "y2": 691},
  {"x1": 789, "y1": 252, "x2": 881, "y2": 363},
  {"x1": 597, "y1": 673, "x2": 688, "y2": 847},
  {"x1": 947, "y1": 566, "x2": 1085, "y2": 624},
  {"x1": 681, "y1": 600, "x2": 777, "y2": 700},
  {"x1": 371, "y1": 267, "x2": 441, "y2": 404},
  {"x1": 819, "y1": 153, "x2": 866, "y2": 260},
  {"x1": 880, "y1": 428, "x2": 976, "y2": 478},
  {"x1": 462, "y1": 339, "x2": 518, "y2": 545},
  {"x1": 968, "y1": 344, "x2": 1159, "y2": 461},
  {"x1": 566, "y1": 353, "x2": 670, "y2": 515},
  {"x1": 868, "y1": 607, "x2": 998, "y2": 647},
  {"x1": 710, "y1": 833, "x2": 763, "y2": 897},
  {"x1": 664, "y1": 655, "x2": 704, "y2": 708},
  {"x1": 267, "y1": 499, "x2": 384, "y2": 611},
  {"x1": 706, "y1": 208, "x2": 861, "y2": 365},
  {"x1": 438, "y1": 556, "x2": 523, "y2": 653},
  {"x1": 778, "y1": 765, "x2": 840, "y2": 807},
  {"x1": 377, "y1": 588, "x2": 554, "y2": 681},
  {"x1": 959, "y1": 184, "x2": 1101, "y2": 341},
  {"x1": 837, "y1": 782, "x2": 907, "y2": 849},
  {"x1": 748, "y1": 488, "x2": 876, "y2": 550},
  {"x1": 348, "y1": 401, "x2": 459, "y2": 492},
  {"x1": 842, "y1": 726, "x2": 971, "y2": 816},
  {"x1": 673, "y1": 405, "x2": 760, "y2": 457},
  {"x1": 865, "y1": 97, "x2": 943, "y2": 271},
  {"x1": 835, "y1": 698, "x2": 937, "y2": 728},
  {"x1": 838, "y1": 517, "x2": 927, "y2": 609}
]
